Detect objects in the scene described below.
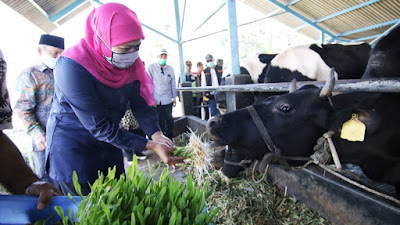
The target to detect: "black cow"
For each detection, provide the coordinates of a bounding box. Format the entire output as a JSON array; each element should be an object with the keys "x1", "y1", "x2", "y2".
[
  {"x1": 255, "y1": 43, "x2": 371, "y2": 103},
  {"x1": 207, "y1": 71, "x2": 400, "y2": 194},
  {"x1": 362, "y1": 26, "x2": 400, "y2": 78},
  {"x1": 215, "y1": 54, "x2": 276, "y2": 113}
]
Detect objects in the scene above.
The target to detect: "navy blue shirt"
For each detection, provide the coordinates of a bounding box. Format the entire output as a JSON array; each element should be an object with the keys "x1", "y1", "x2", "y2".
[{"x1": 46, "y1": 57, "x2": 160, "y2": 183}]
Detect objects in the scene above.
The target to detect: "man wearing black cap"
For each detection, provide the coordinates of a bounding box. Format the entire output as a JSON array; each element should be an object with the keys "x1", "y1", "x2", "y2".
[
  {"x1": 201, "y1": 54, "x2": 223, "y2": 118},
  {"x1": 0, "y1": 49, "x2": 62, "y2": 210},
  {"x1": 14, "y1": 34, "x2": 64, "y2": 185}
]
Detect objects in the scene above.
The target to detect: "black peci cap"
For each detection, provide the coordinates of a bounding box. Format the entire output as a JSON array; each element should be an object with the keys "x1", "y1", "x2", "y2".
[{"x1": 39, "y1": 34, "x2": 65, "y2": 49}]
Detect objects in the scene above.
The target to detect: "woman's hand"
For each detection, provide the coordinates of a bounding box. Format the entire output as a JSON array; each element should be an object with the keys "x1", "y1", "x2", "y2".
[
  {"x1": 147, "y1": 131, "x2": 184, "y2": 167},
  {"x1": 25, "y1": 181, "x2": 63, "y2": 210},
  {"x1": 151, "y1": 131, "x2": 175, "y2": 148}
]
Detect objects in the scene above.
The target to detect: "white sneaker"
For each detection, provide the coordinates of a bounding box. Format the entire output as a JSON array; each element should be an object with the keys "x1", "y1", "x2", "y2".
[{"x1": 135, "y1": 151, "x2": 147, "y2": 160}]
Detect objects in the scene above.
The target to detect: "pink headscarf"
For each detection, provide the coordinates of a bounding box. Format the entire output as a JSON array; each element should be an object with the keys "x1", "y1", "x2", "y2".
[{"x1": 62, "y1": 3, "x2": 155, "y2": 106}]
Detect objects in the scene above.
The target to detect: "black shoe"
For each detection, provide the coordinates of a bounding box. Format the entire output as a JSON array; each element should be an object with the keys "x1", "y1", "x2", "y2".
[
  {"x1": 134, "y1": 151, "x2": 147, "y2": 160},
  {"x1": 122, "y1": 149, "x2": 133, "y2": 161}
]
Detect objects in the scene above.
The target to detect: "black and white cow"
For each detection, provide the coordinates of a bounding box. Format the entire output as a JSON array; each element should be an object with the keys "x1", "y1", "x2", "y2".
[
  {"x1": 264, "y1": 43, "x2": 371, "y2": 82},
  {"x1": 255, "y1": 43, "x2": 371, "y2": 103},
  {"x1": 240, "y1": 54, "x2": 277, "y2": 84},
  {"x1": 362, "y1": 26, "x2": 400, "y2": 78},
  {"x1": 207, "y1": 71, "x2": 400, "y2": 194}
]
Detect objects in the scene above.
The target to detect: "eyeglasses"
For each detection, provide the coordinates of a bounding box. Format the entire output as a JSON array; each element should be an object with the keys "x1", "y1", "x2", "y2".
[{"x1": 160, "y1": 67, "x2": 164, "y2": 75}]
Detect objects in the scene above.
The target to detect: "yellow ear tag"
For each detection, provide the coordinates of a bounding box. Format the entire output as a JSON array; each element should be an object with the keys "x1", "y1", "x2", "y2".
[{"x1": 340, "y1": 113, "x2": 366, "y2": 142}]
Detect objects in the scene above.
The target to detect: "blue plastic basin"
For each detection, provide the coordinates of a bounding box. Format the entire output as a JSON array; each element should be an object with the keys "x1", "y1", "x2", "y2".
[
  {"x1": 0, "y1": 195, "x2": 212, "y2": 225},
  {"x1": 0, "y1": 195, "x2": 81, "y2": 225}
]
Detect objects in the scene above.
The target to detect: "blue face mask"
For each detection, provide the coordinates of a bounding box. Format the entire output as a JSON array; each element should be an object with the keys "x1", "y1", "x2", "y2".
[
  {"x1": 159, "y1": 59, "x2": 167, "y2": 66},
  {"x1": 207, "y1": 61, "x2": 215, "y2": 68}
]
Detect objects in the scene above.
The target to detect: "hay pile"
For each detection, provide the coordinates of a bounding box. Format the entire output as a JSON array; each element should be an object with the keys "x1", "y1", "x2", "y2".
[
  {"x1": 205, "y1": 172, "x2": 329, "y2": 225},
  {"x1": 173, "y1": 132, "x2": 330, "y2": 225}
]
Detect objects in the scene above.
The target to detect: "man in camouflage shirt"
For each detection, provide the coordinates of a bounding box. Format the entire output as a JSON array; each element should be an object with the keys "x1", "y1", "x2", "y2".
[
  {"x1": 14, "y1": 34, "x2": 64, "y2": 184},
  {"x1": 0, "y1": 49, "x2": 11, "y2": 129}
]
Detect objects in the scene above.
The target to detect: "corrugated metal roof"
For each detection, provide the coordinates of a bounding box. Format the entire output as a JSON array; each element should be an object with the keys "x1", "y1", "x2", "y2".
[
  {"x1": 1, "y1": 0, "x2": 399, "y2": 44},
  {"x1": 242, "y1": 0, "x2": 400, "y2": 44},
  {"x1": 0, "y1": 0, "x2": 92, "y2": 33}
]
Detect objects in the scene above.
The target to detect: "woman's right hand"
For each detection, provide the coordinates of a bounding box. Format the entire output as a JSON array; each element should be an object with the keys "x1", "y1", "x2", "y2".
[{"x1": 146, "y1": 140, "x2": 185, "y2": 167}]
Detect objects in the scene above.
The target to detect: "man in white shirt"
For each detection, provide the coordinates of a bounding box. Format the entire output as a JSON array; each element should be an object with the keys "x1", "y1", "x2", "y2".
[{"x1": 147, "y1": 49, "x2": 176, "y2": 139}]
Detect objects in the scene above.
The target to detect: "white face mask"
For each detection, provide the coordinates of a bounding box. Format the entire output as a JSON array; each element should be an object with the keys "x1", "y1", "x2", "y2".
[
  {"x1": 42, "y1": 53, "x2": 58, "y2": 69},
  {"x1": 93, "y1": 26, "x2": 139, "y2": 69},
  {"x1": 105, "y1": 50, "x2": 139, "y2": 69}
]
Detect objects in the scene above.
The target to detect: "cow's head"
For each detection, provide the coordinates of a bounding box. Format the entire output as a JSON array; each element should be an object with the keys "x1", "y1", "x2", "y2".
[{"x1": 207, "y1": 70, "x2": 336, "y2": 177}]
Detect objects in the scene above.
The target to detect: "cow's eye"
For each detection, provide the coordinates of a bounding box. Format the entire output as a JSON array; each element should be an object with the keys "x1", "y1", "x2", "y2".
[{"x1": 277, "y1": 103, "x2": 292, "y2": 113}]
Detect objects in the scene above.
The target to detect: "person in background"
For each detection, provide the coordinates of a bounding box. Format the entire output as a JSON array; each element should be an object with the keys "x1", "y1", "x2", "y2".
[
  {"x1": 46, "y1": 3, "x2": 184, "y2": 196},
  {"x1": 0, "y1": 48, "x2": 62, "y2": 210},
  {"x1": 14, "y1": 34, "x2": 64, "y2": 186},
  {"x1": 177, "y1": 60, "x2": 196, "y2": 89},
  {"x1": 196, "y1": 62, "x2": 204, "y2": 86},
  {"x1": 119, "y1": 103, "x2": 147, "y2": 161},
  {"x1": 195, "y1": 62, "x2": 207, "y2": 119},
  {"x1": 147, "y1": 48, "x2": 177, "y2": 139},
  {"x1": 183, "y1": 60, "x2": 196, "y2": 82},
  {"x1": 178, "y1": 60, "x2": 199, "y2": 113},
  {"x1": 119, "y1": 59, "x2": 147, "y2": 162},
  {"x1": 201, "y1": 54, "x2": 222, "y2": 118},
  {"x1": 185, "y1": 61, "x2": 200, "y2": 116},
  {"x1": 216, "y1": 58, "x2": 223, "y2": 67}
]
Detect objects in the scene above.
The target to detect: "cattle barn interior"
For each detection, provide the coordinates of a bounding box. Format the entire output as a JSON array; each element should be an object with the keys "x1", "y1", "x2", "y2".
[
  {"x1": 1, "y1": 0, "x2": 400, "y2": 224},
  {"x1": 2, "y1": 0, "x2": 400, "y2": 68}
]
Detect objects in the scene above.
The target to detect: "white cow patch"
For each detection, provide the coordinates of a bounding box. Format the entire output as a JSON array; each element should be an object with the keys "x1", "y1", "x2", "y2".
[
  {"x1": 270, "y1": 45, "x2": 338, "y2": 81},
  {"x1": 240, "y1": 55, "x2": 266, "y2": 84}
]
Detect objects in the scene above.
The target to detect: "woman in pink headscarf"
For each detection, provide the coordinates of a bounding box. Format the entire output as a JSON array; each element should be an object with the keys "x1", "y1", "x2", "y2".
[{"x1": 46, "y1": 3, "x2": 184, "y2": 195}]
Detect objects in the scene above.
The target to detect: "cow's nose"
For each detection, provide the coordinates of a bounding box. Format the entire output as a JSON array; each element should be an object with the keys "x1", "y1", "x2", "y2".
[{"x1": 207, "y1": 115, "x2": 222, "y2": 128}]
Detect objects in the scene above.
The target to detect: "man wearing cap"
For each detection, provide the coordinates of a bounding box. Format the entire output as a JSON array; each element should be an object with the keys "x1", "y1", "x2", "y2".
[
  {"x1": 0, "y1": 48, "x2": 62, "y2": 210},
  {"x1": 14, "y1": 34, "x2": 64, "y2": 185},
  {"x1": 147, "y1": 48, "x2": 177, "y2": 139},
  {"x1": 179, "y1": 60, "x2": 201, "y2": 117},
  {"x1": 183, "y1": 60, "x2": 196, "y2": 82},
  {"x1": 216, "y1": 59, "x2": 224, "y2": 67},
  {"x1": 201, "y1": 54, "x2": 223, "y2": 118}
]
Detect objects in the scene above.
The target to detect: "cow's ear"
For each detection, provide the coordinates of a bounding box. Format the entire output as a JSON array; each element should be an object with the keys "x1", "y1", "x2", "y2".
[
  {"x1": 329, "y1": 108, "x2": 380, "y2": 135},
  {"x1": 355, "y1": 109, "x2": 380, "y2": 135},
  {"x1": 258, "y1": 54, "x2": 276, "y2": 64}
]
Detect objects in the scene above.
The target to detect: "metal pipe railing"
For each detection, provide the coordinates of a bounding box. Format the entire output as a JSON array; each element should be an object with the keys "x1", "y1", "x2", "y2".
[{"x1": 177, "y1": 78, "x2": 400, "y2": 93}]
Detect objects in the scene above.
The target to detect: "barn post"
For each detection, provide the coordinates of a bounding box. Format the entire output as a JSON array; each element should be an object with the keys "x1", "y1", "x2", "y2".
[
  {"x1": 226, "y1": 0, "x2": 240, "y2": 112},
  {"x1": 320, "y1": 31, "x2": 325, "y2": 44},
  {"x1": 174, "y1": 0, "x2": 186, "y2": 83}
]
